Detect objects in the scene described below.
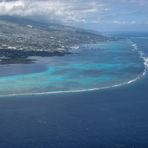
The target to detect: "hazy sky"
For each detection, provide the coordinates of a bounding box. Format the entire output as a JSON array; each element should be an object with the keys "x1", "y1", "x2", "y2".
[{"x1": 0, "y1": 0, "x2": 147, "y2": 31}]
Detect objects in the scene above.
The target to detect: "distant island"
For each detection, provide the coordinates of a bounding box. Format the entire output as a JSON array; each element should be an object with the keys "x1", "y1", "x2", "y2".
[{"x1": 0, "y1": 16, "x2": 109, "y2": 56}]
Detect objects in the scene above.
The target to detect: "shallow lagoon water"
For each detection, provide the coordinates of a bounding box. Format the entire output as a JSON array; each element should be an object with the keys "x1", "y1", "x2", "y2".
[
  {"x1": 0, "y1": 39, "x2": 145, "y2": 96},
  {"x1": 0, "y1": 36, "x2": 148, "y2": 148}
]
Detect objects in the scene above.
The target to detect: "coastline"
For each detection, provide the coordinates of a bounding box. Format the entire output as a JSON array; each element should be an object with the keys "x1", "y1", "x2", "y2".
[
  {"x1": 0, "y1": 38, "x2": 147, "y2": 97},
  {"x1": 0, "y1": 36, "x2": 148, "y2": 147}
]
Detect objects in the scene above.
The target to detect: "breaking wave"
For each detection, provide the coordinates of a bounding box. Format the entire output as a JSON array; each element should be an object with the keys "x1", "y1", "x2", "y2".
[
  {"x1": 129, "y1": 40, "x2": 148, "y2": 70},
  {"x1": 0, "y1": 39, "x2": 147, "y2": 97}
]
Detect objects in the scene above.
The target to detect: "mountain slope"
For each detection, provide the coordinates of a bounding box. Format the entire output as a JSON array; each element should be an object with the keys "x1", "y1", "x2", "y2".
[{"x1": 0, "y1": 16, "x2": 107, "y2": 57}]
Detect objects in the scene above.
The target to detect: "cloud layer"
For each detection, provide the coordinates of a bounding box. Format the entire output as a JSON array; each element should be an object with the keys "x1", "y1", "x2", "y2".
[
  {"x1": 0, "y1": 0, "x2": 108, "y2": 23},
  {"x1": 0, "y1": 0, "x2": 148, "y2": 31}
]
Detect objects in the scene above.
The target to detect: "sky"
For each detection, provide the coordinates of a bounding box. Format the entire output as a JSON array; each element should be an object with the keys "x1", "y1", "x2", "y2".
[{"x1": 0, "y1": 0, "x2": 148, "y2": 32}]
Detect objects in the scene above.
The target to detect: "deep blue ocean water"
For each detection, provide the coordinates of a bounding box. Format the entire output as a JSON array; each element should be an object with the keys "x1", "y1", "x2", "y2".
[{"x1": 0, "y1": 34, "x2": 148, "y2": 148}]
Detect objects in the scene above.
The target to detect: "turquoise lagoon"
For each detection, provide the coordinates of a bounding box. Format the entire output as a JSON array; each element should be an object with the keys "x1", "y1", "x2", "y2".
[{"x1": 0, "y1": 39, "x2": 146, "y2": 96}]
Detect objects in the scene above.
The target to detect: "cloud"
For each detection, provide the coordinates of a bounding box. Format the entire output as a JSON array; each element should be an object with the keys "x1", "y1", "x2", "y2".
[
  {"x1": 0, "y1": 0, "x2": 25, "y2": 15},
  {"x1": 0, "y1": 0, "x2": 109, "y2": 23},
  {"x1": 113, "y1": 20, "x2": 136, "y2": 25},
  {"x1": 0, "y1": 0, "x2": 147, "y2": 31}
]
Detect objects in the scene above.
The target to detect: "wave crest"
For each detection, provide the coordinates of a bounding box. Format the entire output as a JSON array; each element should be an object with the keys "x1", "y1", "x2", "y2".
[
  {"x1": 0, "y1": 39, "x2": 147, "y2": 97},
  {"x1": 130, "y1": 40, "x2": 148, "y2": 70}
]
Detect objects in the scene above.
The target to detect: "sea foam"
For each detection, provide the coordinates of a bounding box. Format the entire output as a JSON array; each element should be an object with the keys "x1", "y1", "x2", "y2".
[
  {"x1": 130, "y1": 40, "x2": 148, "y2": 70},
  {"x1": 0, "y1": 39, "x2": 147, "y2": 97}
]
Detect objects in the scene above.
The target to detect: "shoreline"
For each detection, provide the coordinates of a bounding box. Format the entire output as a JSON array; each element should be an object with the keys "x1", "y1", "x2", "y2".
[{"x1": 0, "y1": 49, "x2": 70, "y2": 65}]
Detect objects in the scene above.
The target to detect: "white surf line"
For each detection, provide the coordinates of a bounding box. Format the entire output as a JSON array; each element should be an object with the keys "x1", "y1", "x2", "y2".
[
  {"x1": 0, "y1": 70, "x2": 145, "y2": 98},
  {"x1": 0, "y1": 39, "x2": 147, "y2": 98},
  {"x1": 129, "y1": 39, "x2": 148, "y2": 71}
]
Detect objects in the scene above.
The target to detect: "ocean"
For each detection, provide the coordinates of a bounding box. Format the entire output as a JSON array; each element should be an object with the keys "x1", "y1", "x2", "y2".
[{"x1": 0, "y1": 33, "x2": 148, "y2": 147}]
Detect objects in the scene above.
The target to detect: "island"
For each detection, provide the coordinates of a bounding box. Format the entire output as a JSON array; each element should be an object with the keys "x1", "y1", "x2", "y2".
[{"x1": 0, "y1": 16, "x2": 109, "y2": 61}]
